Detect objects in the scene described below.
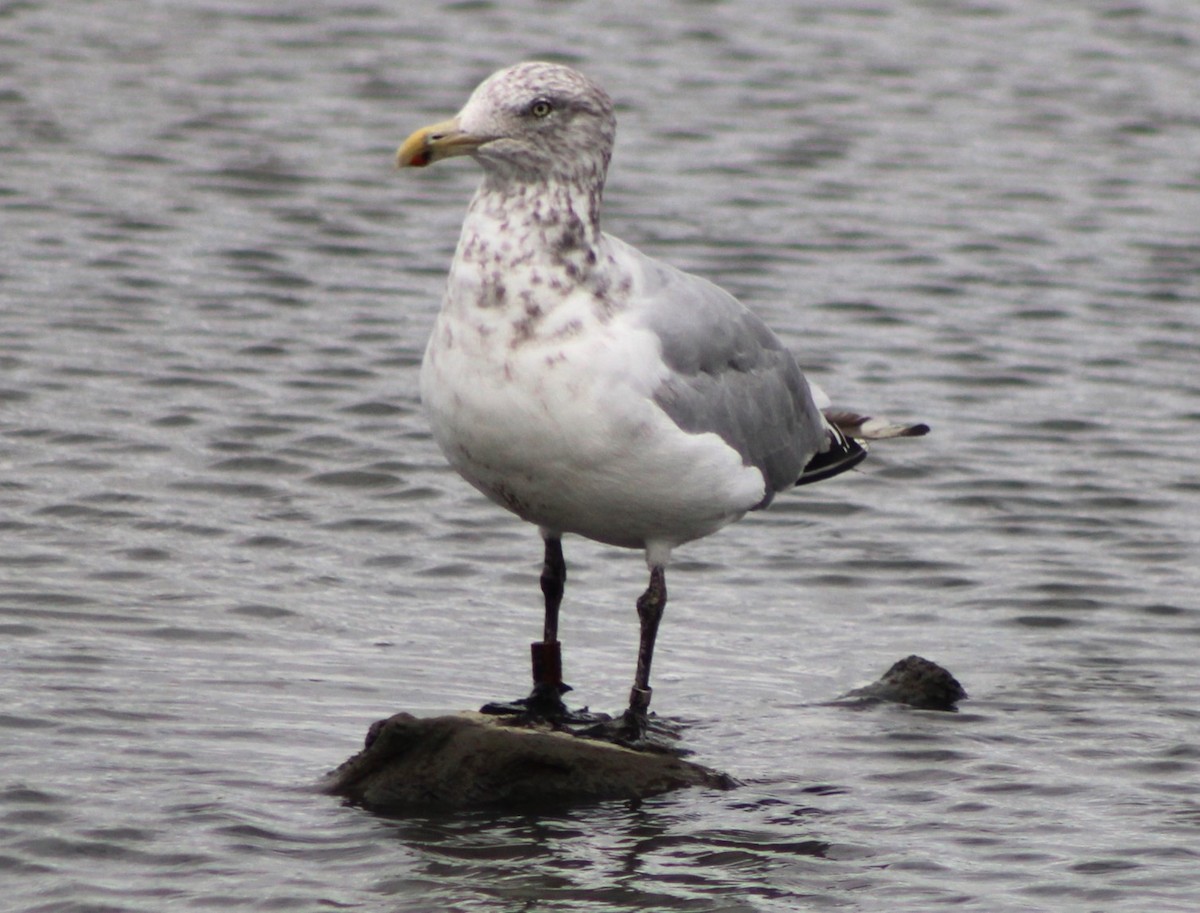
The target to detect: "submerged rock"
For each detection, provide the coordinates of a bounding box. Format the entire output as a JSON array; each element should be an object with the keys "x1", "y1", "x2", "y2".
[
  {"x1": 323, "y1": 711, "x2": 737, "y2": 812},
  {"x1": 837, "y1": 655, "x2": 967, "y2": 711}
]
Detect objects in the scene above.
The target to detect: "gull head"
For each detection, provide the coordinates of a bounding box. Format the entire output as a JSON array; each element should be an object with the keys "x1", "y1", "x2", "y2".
[{"x1": 397, "y1": 62, "x2": 616, "y2": 186}]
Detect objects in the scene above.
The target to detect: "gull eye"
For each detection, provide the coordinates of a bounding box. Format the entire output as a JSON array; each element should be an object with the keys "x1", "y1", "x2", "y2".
[{"x1": 529, "y1": 99, "x2": 554, "y2": 118}]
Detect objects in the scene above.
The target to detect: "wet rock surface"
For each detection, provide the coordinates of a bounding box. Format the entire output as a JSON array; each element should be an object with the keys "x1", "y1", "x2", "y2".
[
  {"x1": 837, "y1": 655, "x2": 967, "y2": 711},
  {"x1": 324, "y1": 712, "x2": 738, "y2": 812}
]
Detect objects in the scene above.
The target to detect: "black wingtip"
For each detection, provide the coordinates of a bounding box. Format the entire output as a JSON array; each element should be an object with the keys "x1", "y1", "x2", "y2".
[{"x1": 795, "y1": 428, "x2": 868, "y2": 487}]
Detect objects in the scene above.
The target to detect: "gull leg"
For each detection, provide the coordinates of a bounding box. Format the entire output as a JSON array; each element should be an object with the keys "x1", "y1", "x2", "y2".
[
  {"x1": 480, "y1": 535, "x2": 571, "y2": 720},
  {"x1": 575, "y1": 563, "x2": 683, "y2": 751},
  {"x1": 530, "y1": 535, "x2": 566, "y2": 701},
  {"x1": 627, "y1": 565, "x2": 666, "y2": 719},
  {"x1": 540, "y1": 534, "x2": 565, "y2": 643}
]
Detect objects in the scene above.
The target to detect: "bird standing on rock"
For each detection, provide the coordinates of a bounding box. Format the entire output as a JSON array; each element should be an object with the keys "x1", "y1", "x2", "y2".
[{"x1": 396, "y1": 62, "x2": 928, "y2": 737}]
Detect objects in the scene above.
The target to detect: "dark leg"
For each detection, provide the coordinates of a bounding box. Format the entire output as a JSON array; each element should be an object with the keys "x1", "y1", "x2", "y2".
[
  {"x1": 540, "y1": 535, "x2": 565, "y2": 643},
  {"x1": 480, "y1": 536, "x2": 573, "y2": 719},
  {"x1": 530, "y1": 536, "x2": 566, "y2": 694},
  {"x1": 574, "y1": 564, "x2": 681, "y2": 750},
  {"x1": 627, "y1": 565, "x2": 666, "y2": 717}
]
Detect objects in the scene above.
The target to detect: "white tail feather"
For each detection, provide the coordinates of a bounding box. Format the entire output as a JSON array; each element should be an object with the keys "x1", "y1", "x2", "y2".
[{"x1": 823, "y1": 409, "x2": 930, "y2": 441}]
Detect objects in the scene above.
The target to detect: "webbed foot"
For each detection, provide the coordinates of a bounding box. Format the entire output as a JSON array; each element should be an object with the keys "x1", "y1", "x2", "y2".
[{"x1": 479, "y1": 681, "x2": 573, "y2": 721}]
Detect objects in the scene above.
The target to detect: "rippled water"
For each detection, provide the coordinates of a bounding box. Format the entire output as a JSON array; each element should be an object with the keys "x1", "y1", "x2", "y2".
[{"x1": 4, "y1": 1, "x2": 1200, "y2": 910}]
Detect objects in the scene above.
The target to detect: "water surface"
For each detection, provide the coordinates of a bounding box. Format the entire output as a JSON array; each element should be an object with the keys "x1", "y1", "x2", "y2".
[{"x1": 3, "y1": 1, "x2": 1200, "y2": 910}]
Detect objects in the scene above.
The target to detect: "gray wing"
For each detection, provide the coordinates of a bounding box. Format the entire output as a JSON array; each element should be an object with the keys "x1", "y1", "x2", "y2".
[{"x1": 624, "y1": 244, "x2": 830, "y2": 506}]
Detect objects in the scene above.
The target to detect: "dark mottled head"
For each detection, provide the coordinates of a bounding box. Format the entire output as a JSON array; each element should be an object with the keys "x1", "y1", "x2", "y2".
[{"x1": 397, "y1": 62, "x2": 616, "y2": 187}]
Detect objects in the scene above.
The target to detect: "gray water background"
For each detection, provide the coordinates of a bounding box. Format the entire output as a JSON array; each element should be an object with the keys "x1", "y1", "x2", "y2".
[{"x1": 3, "y1": 1, "x2": 1200, "y2": 910}]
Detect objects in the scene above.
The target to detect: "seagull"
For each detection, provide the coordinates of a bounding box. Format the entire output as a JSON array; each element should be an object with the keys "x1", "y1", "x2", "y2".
[{"x1": 396, "y1": 62, "x2": 927, "y2": 733}]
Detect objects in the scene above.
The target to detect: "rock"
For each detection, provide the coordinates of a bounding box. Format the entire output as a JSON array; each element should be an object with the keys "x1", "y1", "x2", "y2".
[
  {"x1": 324, "y1": 655, "x2": 966, "y2": 811},
  {"x1": 837, "y1": 655, "x2": 967, "y2": 711},
  {"x1": 323, "y1": 711, "x2": 737, "y2": 812}
]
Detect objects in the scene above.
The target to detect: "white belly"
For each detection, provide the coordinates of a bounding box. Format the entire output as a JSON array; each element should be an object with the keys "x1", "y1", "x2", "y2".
[{"x1": 418, "y1": 310, "x2": 766, "y2": 551}]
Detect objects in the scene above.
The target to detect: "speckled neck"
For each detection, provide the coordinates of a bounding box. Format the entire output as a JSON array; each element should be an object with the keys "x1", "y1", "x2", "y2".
[{"x1": 447, "y1": 175, "x2": 608, "y2": 317}]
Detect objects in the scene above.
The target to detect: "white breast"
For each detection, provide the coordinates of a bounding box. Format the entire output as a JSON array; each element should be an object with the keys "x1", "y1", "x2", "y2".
[{"x1": 419, "y1": 301, "x2": 767, "y2": 550}]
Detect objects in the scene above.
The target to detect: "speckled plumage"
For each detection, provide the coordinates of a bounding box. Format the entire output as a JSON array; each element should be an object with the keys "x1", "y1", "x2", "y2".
[
  {"x1": 409, "y1": 62, "x2": 851, "y2": 561},
  {"x1": 397, "y1": 62, "x2": 923, "y2": 719}
]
